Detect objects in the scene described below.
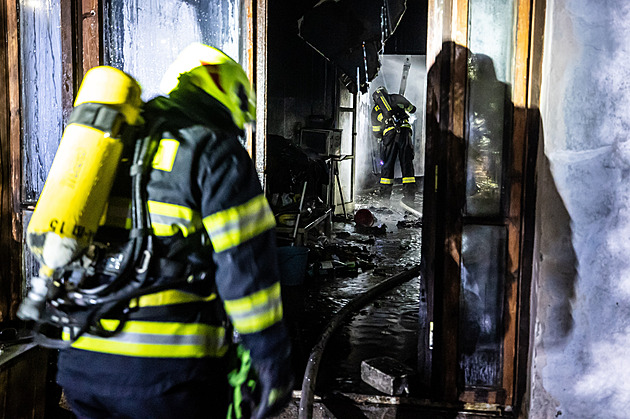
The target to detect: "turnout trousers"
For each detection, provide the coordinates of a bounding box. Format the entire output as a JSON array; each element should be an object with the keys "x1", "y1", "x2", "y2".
[{"x1": 379, "y1": 127, "x2": 415, "y2": 200}]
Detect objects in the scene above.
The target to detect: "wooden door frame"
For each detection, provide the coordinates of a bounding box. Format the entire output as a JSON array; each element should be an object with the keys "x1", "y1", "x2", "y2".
[
  {"x1": 0, "y1": 0, "x2": 22, "y2": 322},
  {"x1": 60, "y1": 0, "x2": 101, "y2": 126},
  {"x1": 422, "y1": 0, "x2": 544, "y2": 410}
]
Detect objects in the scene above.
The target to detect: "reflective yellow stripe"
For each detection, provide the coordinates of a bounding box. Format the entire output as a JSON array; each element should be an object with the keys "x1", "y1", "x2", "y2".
[
  {"x1": 129, "y1": 290, "x2": 217, "y2": 308},
  {"x1": 152, "y1": 139, "x2": 179, "y2": 172},
  {"x1": 379, "y1": 93, "x2": 392, "y2": 111},
  {"x1": 372, "y1": 126, "x2": 382, "y2": 132},
  {"x1": 383, "y1": 126, "x2": 395, "y2": 135},
  {"x1": 63, "y1": 321, "x2": 228, "y2": 358},
  {"x1": 203, "y1": 194, "x2": 276, "y2": 253},
  {"x1": 380, "y1": 178, "x2": 394, "y2": 185},
  {"x1": 224, "y1": 282, "x2": 283, "y2": 334},
  {"x1": 224, "y1": 282, "x2": 281, "y2": 314},
  {"x1": 377, "y1": 113, "x2": 383, "y2": 122},
  {"x1": 402, "y1": 177, "x2": 416, "y2": 184},
  {"x1": 148, "y1": 200, "x2": 203, "y2": 237}
]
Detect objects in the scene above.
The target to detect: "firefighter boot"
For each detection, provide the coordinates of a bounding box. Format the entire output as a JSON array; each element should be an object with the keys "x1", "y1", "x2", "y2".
[
  {"x1": 378, "y1": 184, "x2": 393, "y2": 205},
  {"x1": 402, "y1": 183, "x2": 416, "y2": 207}
]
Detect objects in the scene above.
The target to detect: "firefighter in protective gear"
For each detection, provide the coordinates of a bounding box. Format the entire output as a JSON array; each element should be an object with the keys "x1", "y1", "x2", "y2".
[
  {"x1": 371, "y1": 86, "x2": 417, "y2": 204},
  {"x1": 56, "y1": 43, "x2": 293, "y2": 419}
]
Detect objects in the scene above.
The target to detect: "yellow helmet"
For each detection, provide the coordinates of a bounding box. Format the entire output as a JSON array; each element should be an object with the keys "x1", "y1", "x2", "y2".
[{"x1": 160, "y1": 43, "x2": 256, "y2": 129}]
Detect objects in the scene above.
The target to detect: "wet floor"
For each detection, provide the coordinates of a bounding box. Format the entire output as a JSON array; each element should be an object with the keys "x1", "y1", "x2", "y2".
[{"x1": 282, "y1": 184, "x2": 425, "y2": 396}]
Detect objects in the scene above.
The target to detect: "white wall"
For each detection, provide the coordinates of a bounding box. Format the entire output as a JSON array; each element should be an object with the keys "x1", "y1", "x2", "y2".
[{"x1": 530, "y1": 0, "x2": 630, "y2": 417}]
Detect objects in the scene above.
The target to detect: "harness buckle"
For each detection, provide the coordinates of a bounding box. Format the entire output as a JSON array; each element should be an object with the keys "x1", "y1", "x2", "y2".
[{"x1": 136, "y1": 249, "x2": 152, "y2": 274}]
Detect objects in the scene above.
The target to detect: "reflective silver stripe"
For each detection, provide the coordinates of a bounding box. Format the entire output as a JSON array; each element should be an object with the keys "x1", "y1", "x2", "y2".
[
  {"x1": 147, "y1": 200, "x2": 203, "y2": 237},
  {"x1": 228, "y1": 296, "x2": 283, "y2": 324},
  {"x1": 223, "y1": 282, "x2": 284, "y2": 334},
  {"x1": 203, "y1": 194, "x2": 276, "y2": 253},
  {"x1": 83, "y1": 331, "x2": 210, "y2": 346},
  {"x1": 63, "y1": 322, "x2": 229, "y2": 358},
  {"x1": 150, "y1": 212, "x2": 203, "y2": 230}
]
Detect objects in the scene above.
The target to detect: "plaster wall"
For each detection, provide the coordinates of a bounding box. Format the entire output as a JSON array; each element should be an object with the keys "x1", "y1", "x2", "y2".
[{"x1": 531, "y1": 0, "x2": 630, "y2": 417}]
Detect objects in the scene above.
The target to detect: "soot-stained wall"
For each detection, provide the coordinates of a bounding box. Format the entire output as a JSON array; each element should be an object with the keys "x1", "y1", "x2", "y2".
[
  {"x1": 267, "y1": 1, "x2": 337, "y2": 141},
  {"x1": 267, "y1": 1, "x2": 428, "y2": 143},
  {"x1": 530, "y1": 1, "x2": 630, "y2": 417}
]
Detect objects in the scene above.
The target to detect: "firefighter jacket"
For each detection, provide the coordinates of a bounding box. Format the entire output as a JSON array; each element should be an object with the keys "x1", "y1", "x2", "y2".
[
  {"x1": 371, "y1": 91, "x2": 416, "y2": 141},
  {"x1": 57, "y1": 85, "x2": 290, "y2": 396}
]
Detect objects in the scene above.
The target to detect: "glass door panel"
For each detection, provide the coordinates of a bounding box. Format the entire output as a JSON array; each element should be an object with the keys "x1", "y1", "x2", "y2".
[
  {"x1": 467, "y1": 0, "x2": 516, "y2": 86},
  {"x1": 19, "y1": 0, "x2": 63, "y2": 287},
  {"x1": 20, "y1": 0, "x2": 63, "y2": 202},
  {"x1": 459, "y1": 225, "x2": 506, "y2": 388},
  {"x1": 103, "y1": 0, "x2": 244, "y2": 99},
  {"x1": 459, "y1": 0, "x2": 517, "y2": 403},
  {"x1": 465, "y1": 54, "x2": 510, "y2": 217},
  {"x1": 465, "y1": 0, "x2": 515, "y2": 217}
]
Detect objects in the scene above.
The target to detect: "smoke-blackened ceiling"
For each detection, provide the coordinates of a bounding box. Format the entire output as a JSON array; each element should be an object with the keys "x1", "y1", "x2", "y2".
[{"x1": 298, "y1": 0, "x2": 408, "y2": 93}]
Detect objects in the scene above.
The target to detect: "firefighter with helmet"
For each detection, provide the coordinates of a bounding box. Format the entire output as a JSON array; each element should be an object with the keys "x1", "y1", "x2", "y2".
[
  {"x1": 371, "y1": 85, "x2": 417, "y2": 204},
  {"x1": 55, "y1": 43, "x2": 293, "y2": 418}
]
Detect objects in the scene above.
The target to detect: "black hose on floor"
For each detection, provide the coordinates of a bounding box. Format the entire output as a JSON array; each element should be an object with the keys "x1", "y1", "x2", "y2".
[
  {"x1": 398, "y1": 199, "x2": 422, "y2": 219},
  {"x1": 298, "y1": 265, "x2": 422, "y2": 419}
]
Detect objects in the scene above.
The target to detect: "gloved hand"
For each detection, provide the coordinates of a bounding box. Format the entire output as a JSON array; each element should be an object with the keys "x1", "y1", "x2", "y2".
[{"x1": 251, "y1": 356, "x2": 294, "y2": 419}]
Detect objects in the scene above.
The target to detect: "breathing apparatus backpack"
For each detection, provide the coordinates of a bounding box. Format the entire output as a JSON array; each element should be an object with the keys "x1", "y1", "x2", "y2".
[
  {"x1": 18, "y1": 66, "x2": 168, "y2": 347},
  {"x1": 373, "y1": 88, "x2": 409, "y2": 132}
]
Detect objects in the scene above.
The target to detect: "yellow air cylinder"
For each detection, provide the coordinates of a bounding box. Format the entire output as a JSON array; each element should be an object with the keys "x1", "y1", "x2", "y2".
[{"x1": 27, "y1": 66, "x2": 143, "y2": 270}]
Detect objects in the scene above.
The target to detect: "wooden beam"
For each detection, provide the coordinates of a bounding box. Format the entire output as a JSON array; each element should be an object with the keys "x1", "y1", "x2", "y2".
[
  {"x1": 60, "y1": 0, "x2": 99, "y2": 118},
  {"x1": 425, "y1": 0, "x2": 444, "y2": 70},
  {"x1": 501, "y1": 0, "x2": 534, "y2": 406},
  {"x1": 448, "y1": 0, "x2": 468, "y2": 143},
  {"x1": 61, "y1": 0, "x2": 77, "y2": 125},
  {"x1": 81, "y1": 0, "x2": 100, "y2": 77},
  {"x1": 452, "y1": 0, "x2": 468, "y2": 52},
  {"x1": 0, "y1": 0, "x2": 23, "y2": 321},
  {"x1": 424, "y1": 0, "x2": 469, "y2": 402}
]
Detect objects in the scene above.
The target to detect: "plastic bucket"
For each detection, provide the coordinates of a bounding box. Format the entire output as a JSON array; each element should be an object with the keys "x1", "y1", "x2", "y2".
[
  {"x1": 355, "y1": 208, "x2": 375, "y2": 227},
  {"x1": 277, "y1": 246, "x2": 309, "y2": 286}
]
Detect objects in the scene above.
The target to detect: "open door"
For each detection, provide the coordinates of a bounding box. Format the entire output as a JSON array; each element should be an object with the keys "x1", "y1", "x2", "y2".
[{"x1": 420, "y1": 0, "x2": 543, "y2": 411}]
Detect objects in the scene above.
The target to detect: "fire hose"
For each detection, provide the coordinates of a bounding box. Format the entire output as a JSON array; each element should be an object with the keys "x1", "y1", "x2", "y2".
[{"x1": 298, "y1": 264, "x2": 422, "y2": 419}]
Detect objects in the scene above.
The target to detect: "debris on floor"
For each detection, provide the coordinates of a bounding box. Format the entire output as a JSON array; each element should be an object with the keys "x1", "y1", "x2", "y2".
[
  {"x1": 271, "y1": 183, "x2": 428, "y2": 417},
  {"x1": 360, "y1": 356, "x2": 416, "y2": 396},
  {"x1": 306, "y1": 237, "x2": 375, "y2": 280}
]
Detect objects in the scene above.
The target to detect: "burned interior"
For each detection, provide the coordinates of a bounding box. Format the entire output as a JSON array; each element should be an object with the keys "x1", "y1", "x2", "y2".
[{"x1": 7, "y1": 0, "x2": 624, "y2": 418}]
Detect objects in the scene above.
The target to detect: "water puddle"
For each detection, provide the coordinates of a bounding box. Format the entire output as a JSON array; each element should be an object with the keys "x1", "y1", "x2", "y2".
[{"x1": 285, "y1": 187, "x2": 425, "y2": 394}]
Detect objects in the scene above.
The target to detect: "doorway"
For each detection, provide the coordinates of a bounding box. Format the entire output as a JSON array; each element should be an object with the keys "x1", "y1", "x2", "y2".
[{"x1": 419, "y1": 0, "x2": 541, "y2": 410}]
